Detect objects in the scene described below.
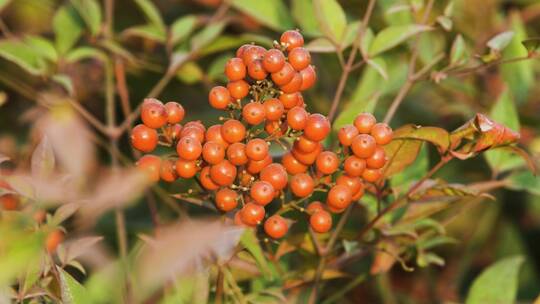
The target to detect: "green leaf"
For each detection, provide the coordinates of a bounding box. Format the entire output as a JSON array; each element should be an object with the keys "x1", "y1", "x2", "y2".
[
  {"x1": 190, "y1": 21, "x2": 226, "y2": 51},
  {"x1": 393, "y1": 124, "x2": 450, "y2": 152},
  {"x1": 123, "y1": 24, "x2": 166, "y2": 43},
  {"x1": 313, "y1": 0, "x2": 347, "y2": 43},
  {"x1": 466, "y1": 256, "x2": 524, "y2": 304},
  {"x1": 231, "y1": 0, "x2": 293, "y2": 31},
  {"x1": 0, "y1": 39, "x2": 47, "y2": 75},
  {"x1": 133, "y1": 0, "x2": 165, "y2": 31},
  {"x1": 305, "y1": 37, "x2": 335, "y2": 53},
  {"x1": 65, "y1": 47, "x2": 108, "y2": 63},
  {"x1": 176, "y1": 61, "x2": 203, "y2": 84},
  {"x1": 521, "y1": 37, "x2": 540, "y2": 53},
  {"x1": 383, "y1": 139, "x2": 423, "y2": 178},
  {"x1": 53, "y1": 5, "x2": 84, "y2": 54},
  {"x1": 484, "y1": 88, "x2": 522, "y2": 173},
  {"x1": 170, "y1": 15, "x2": 198, "y2": 46},
  {"x1": 486, "y1": 31, "x2": 514, "y2": 52},
  {"x1": 507, "y1": 171, "x2": 540, "y2": 196},
  {"x1": 449, "y1": 34, "x2": 468, "y2": 66},
  {"x1": 70, "y1": 0, "x2": 102, "y2": 35},
  {"x1": 366, "y1": 57, "x2": 388, "y2": 80},
  {"x1": 291, "y1": 0, "x2": 321, "y2": 36},
  {"x1": 207, "y1": 53, "x2": 231, "y2": 82},
  {"x1": 23, "y1": 36, "x2": 57, "y2": 62},
  {"x1": 369, "y1": 24, "x2": 432, "y2": 57},
  {"x1": 436, "y1": 16, "x2": 452, "y2": 31},
  {"x1": 239, "y1": 229, "x2": 272, "y2": 279},
  {"x1": 391, "y1": 144, "x2": 429, "y2": 191},
  {"x1": 0, "y1": 0, "x2": 12, "y2": 12},
  {"x1": 52, "y1": 74, "x2": 75, "y2": 96},
  {"x1": 58, "y1": 267, "x2": 92, "y2": 304},
  {"x1": 198, "y1": 34, "x2": 272, "y2": 57},
  {"x1": 501, "y1": 13, "x2": 534, "y2": 104}
]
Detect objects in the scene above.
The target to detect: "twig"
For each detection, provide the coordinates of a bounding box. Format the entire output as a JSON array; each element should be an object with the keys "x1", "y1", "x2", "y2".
[
  {"x1": 215, "y1": 265, "x2": 225, "y2": 304},
  {"x1": 327, "y1": 0, "x2": 376, "y2": 122},
  {"x1": 449, "y1": 54, "x2": 536, "y2": 77},
  {"x1": 383, "y1": 0, "x2": 435, "y2": 124},
  {"x1": 0, "y1": 18, "x2": 13, "y2": 38}
]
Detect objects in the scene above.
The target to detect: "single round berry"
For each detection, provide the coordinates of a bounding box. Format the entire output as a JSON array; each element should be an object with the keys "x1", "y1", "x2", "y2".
[
  {"x1": 371, "y1": 123, "x2": 393, "y2": 145},
  {"x1": 175, "y1": 158, "x2": 199, "y2": 178},
  {"x1": 299, "y1": 65, "x2": 317, "y2": 91},
  {"x1": 260, "y1": 163, "x2": 288, "y2": 190},
  {"x1": 292, "y1": 142, "x2": 322, "y2": 165},
  {"x1": 160, "y1": 159, "x2": 178, "y2": 182},
  {"x1": 0, "y1": 194, "x2": 18, "y2": 210},
  {"x1": 241, "y1": 202, "x2": 265, "y2": 226},
  {"x1": 215, "y1": 188, "x2": 238, "y2": 212},
  {"x1": 264, "y1": 215, "x2": 288, "y2": 239},
  {"x1": 327, "y1": 184, "x2": 352, "y2": 209},
  {"x1": 351, "y1": 134, "x2": 377, "y2": 159},
  {"x1": 242, "y1": 45, "x2": 266, "y2": 66},
  {"x1": 271, "y1": 62, "x2": 295, "y2": 86},
  {"x1": 310, "y1": 210, "x2": 332, "y2": 233},
  {"x1": 245, "y1": 138, "x2": 269, "y2": 161},
  {"x1": 336, "y1": 174, "x2": 364, "y2": 200},
  {"x1": 136, "y1": 155, "x2": 161, "y2": 182},
  {"x1": 210, "y1": 160, "x2": 237, "y2": 186},
  {"x1": 184, "y1": 120, "x2": 206, "y2": 132},
  {"x1": 265, "y1": 120, "x2": 286, "y2": 137},
  {"x1": 250, "y1": 180, "x2": 275, "y2": 206},
  {"x1": 287, "y1": 106, "x2": 308, "y2": 130},
  {"x1": 246, "y1": 154, "x2": 272, "y2": 174},
  {"x1": 225, "y1": 57, "x2": 246, "y2": 81},
  {"x1": 354, "y1": 113, "x2": 377, "y2": 134},
  {"x1": 316, "y1": 151, "x2": 340, "y2": 175},
  {"x1": 288, "y1": 47, "x2": 311, "y2": 71},
  {"x1": 205, "y1": 124, "x2": 229, "y2": 148},
  {"x1": 164, "y1": 101, "x2": 185, "y2": 124},
  {"x1": 327, "y1": 205, "x2": 346, "y2": 214},
  {"x1": 366, "y1": 146, "x2": 386, "y2": 169},
  {"x1": 279, "y1": 92, "x2": 300, "y2": 109},
  {"x1": 263, "y1": 98, "x2": 284, "y2": 121},
  {"x1": 46, "y1": 230, "x2": 64, "y2": 253},
  {"x1": 362, "y1": 168, "x2": 382, "y2": 183},
  {"x1": 227, "y1": 80, "x2": 250, "y2": 100},
  {"x1": 166, "y1": 123, "x2": 183, "y2": 141},
  {"x1": 304, "y1": 114, "x2": 330, "y2": 142},
  {"x1": 307, "y1": 201, "x2": 325, "y2": 214},
  {"x1": 282, "y1": 152, "x2": 308, "y2": 174},
  {"x1": 202, "y1": 141, "x2": 226, "y2": 165},
  {"x1": 181, "y1": 126, "x2": 205, "y2": 143},
  {"x1": 209, "y1": 86, "x2": 232, "y2": 109},
  {"x1": 280, "y1": 30, "x2": 304, "y2": 51},
  {"x1": 344, "y1": 155, "x2": 366, "y2": 177},
  {"x1": 226, "y1": 142, "x2": 248, "y2": 166},
  {"x1": 280, "y1": 72, "x2": 303, "y2": 94},
  {"x1": 141, "y1": 101, "x2": 168, "y2": 129},
  {"x1": 200, "y1": 166, "x2": 220, "y2": 190},
  {"x1": 176, "y1": 136, "x2": 202, "y2": 161},
  {"x1": 263, "y1": 49, "x2": 286, "y2": 73},
  {"x1": 221, "y1": 119, "x2": 246, "y2": 143},
  {"x1": 247, "y1": 59, "x2": 268, "y2": 80},
  {"x1": 290, "y1": 173, "x2": 315, "y2": 197},
  {"x1": 131, "y1": 124, "x2": 158, "y2": 153},
  {"x1": 294, "y1": 135, "x2": 318, "y2": 153},
  {"x1": 242, "y1": 102, "x2": 266, "y2": 125},
  {"x1": 236, "y1": 44, "x2": 251, "y2": 58},
  {"x1": 338, "y1": 124, "x2": 359, "y2": 147}
]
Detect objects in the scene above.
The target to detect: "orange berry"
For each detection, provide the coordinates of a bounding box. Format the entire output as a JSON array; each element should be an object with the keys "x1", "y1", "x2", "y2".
[
  {"x1": 175, "y1": 158, "x2": 199, "y2": 178},
  {"x1": 200, "y1": 166, "x2": 220, "y2": 190},
  {"x1": 202, "y1": 141, "x2": 226, "y2": 165},
  {"x1": 344, "y1": 155, "x2": 366, "y2": 177},
  {"x1": 131, "y1": 124, "x2": 158, "y2": 153},
  {"x1": 287, "y1": 106, "x2": 308, "y2": 130},
  {"x1": 141, "y1": 100, "x2": 168, "y2": 129},
  {"x1": 247, "y1": 59, "x2": 268, "y2": 80},
  {"x1": 260, "y1": 163, "x2": 288, "y2": 190},
  {"x1": 316, "y1": 151, "x2": 340, "y2": 175},
  {"x1": 307, "y1": 201, "x2": 325, "y2": 214},
  {"x1": 371, "y1": 123, "x2": 393, "y2": 145},
  {"x1": 136, "y1": 155, "x2": 161, "y2": 182},
  {"x1": 280, "y1": 30, "x2": 304, "y2": 51},
  {"x1": 263, "y1": 98, "x2": 285, "y2": 121},
  {"x1": 280, "y1": 72, "x2": 303, "y2": 94},
  {"x1": 265, "y1": 120, "x2": 286, "y2": 137},
  {"x1": 304, "y1": 114, "x2": 330, "y2": 142},
  {"x1": 160, "y1": 159, "x2": 178, "y2": 182},
  {"x1": 288, "y1": 47, "x2": 311, "y2": 71},
  {"x1": 279, "y1": 92, "x2": 300, "y2": 109},
  {"x1": 245, "y1": 138, "x2": 269, "y2": 161},
  {"x1": 215, "y1": 188, "x2": 238, "y2": 212},
  {"x1": 209, "y1": 86, "x2": 232, "y2": 109},
  {"x1": 242, "y1": 102, "x2": 266, "y2": 125},
  {"x1": 210, "y1": 160, "x2": 237, "y2": 186},
  {"x1": 225, "y1": 57, "x2": 247, "y2": 81},
  {"x1": 46, "y1": 230, "x2": 64, "y2": 253},
  {"x1": 236, "y1": 44, "x2": 251, "y2": 58},
  {"x1": 336, "y1": 174, "x2": 364, "y2": 200},
  {"x1": 205, "y1": 124, "x2": 229, "y2": 148},
  {"x1": 263, "y1": 49, "x2": 285, "y2": 73},
  {"x1": 290, "y1": 173, "x2": 315, "y2": 197},
  {"x1": 164, "y1": 101, "x2": 185, "y2": 124},
  {"x1": 292, "y1": 142, "x2": 322, "y2": 165},
  {"x1": 166, "y1": 123, "x2": 183, "y2": 141},
  {"x1": 281, "y1": 152, "x2": 308, "y2": 174},
  {"x1": 227, "y1": 80, "x2": 250, "y2": 100},
  {"x1": 240, "y1": 202, "x2": 265, "y2": 226},
  {"x1": 310, "y1": 210, "x2": 332, "y2": 233},
  {"x1": 176, "y1": 136, "x2": 202, "y2": 161},
  {"x1": 264, "y1": 215, "x2": 288, "y2": 238},
  {"x1": 250, "y1": 180, "x2": 275, "y2": 206},
  {"x1": 354, "y1": 113, "x2": 377, "y2": 134},
  {"x1": 271, "y1": 62, "x2": 295, "y2": 86},
  {"x1": 299, "y1": 65, "x2": 316, "y2": 91},
  {"x1": 351, "y1": 134, "x2": 376, "y2": 159},
  {"x1": 366, "y1": 146, "x2": 386, "y2": 169},
  {"x1": 362, "y1": 168, "x2": 382, "y2": 183},
  {"x1": 294, "y1": 136, "x2": 318, "y2": 153},
  {"x1": 246, "y1": 154, "x2": 273, "y2": 174},
  {"x1": 181, "y1": 126, "x2": 205, "y2": 143},
  {"x1": 226, "y1": 143, "x2": 248, "y2": 166},
  {"x1": 242, "y1": 45, "x2": 266, "y2": 66},
  {"x1": 0, "y1": 194, "x2": 18, "y2": 211},
  {"x1": 327, "y1": 185, "x2": 352, "y2": 210},
  {"x1": 221, "y1": 119, "x2": 246, "y2": 143},
  {"x1": 338, "y1": 124, "x2": 359, "y2": 147}
]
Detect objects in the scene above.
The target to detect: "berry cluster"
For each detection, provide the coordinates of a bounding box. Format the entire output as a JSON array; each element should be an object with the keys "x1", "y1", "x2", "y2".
[{"x1": 130, "y1": 30, "x2": 393, "y2": 239}]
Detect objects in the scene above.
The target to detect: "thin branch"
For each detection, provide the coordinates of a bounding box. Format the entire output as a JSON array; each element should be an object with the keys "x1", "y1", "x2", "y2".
[{"x1": 449, "y1": 54, "x2": 536, "y2": 77}]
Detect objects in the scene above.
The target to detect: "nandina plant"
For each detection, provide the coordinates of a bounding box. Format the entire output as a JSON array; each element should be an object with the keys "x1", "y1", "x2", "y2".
[{"x1": 0, "y1": 1, "x2": 539, "y2": 303}]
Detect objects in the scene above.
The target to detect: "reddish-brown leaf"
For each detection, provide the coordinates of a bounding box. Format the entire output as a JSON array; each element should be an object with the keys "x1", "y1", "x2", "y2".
[{"x1": 383, "y1": 139, "x2": 423, "y2": 178}]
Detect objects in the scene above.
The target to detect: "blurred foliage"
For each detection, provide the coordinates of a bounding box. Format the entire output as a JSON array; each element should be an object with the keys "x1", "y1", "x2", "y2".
[{"x1": 0, "y1": 0, "x2": 540, "y2": 303}]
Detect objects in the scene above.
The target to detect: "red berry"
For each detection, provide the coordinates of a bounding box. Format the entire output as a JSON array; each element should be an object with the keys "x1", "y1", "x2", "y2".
[
  {"x1": 209, "y1": 86, "x2": 232, "y2": 109},
  {"x1": 288, "y1": 47, "x2": 311, "y2": 71},
  {"x1": 242, "y1": 102, "x2": 266, "y2": 125},
  {"x1": 351, "y1": 134, "x2": 377, "y2": 158},
  {"x1": 316, "y1": 151, "x2": 339, "y2": 175},
  {"x1": 225, "y1": 57, "x2": 247, "y2": 81},
  {"x1": 250, "y1": 180, "x2": 275, "y2": 205},
  {"x1": 287, "y1": 106, "x2": 308, "y2": 130},
  {"x1": 215, "y1": 188, "x2": 238, "y2": 212},
  {"x1": 131, "y1": 124, "x2": 158, "y2": 153},
  {"x1": 141, "y1": 100, "x2": 168, "y2": 129},
  {"x1": 160, "y1": 159, "x2": 178, "y2": 182},
  {"x1": 279, "y1": 92, "x2": 300, "y2": 109},
  {"x1": 176, "y1": 136, "x2": 202, "y2": 161},
  {"x1": 263, "y1": 98, "x2": 284, "y2": 121},
  {"x1": 242, "y1": 45, "x2": 266, "y2": 66},
  {"x1": 247, "y1": 59, "x2": 268, "y2": 80},
  {"x1": 245, "y1": 138, "x2": 269, "y2": 161},
  {"x1": 200, "y1": 166, "x2": 220, "y2": 190},
  {"x1": 164, "y1": 101, "x2": 185, "y2": 124},
  {"x1": 46, "y1": 230, "x2": 64, "y2": 253},
  {"x1": 281, "y1": 152, "x2": 308, "y2": 174},
  {"x1": 246, "y1": 154, "x2": 272, "y2": 174},
  {"x1": 227, "y1": 80, "x2": 250, "y2": 100},
  {"x1": 280, "y1": 30, "x2": 304, "y2": 51},
  {"x1": 202, "y1": 141, "x2": 226, "y2": 165},
  {"x1": 307, "y1": 201, "x2": 325, "y2": 214},
  {"x1": 304, "y1": 114, "x2": 330, "y2": 142},
  {"x1": 264, "y1": 215, "x2": 288, "y2": 238},
  {"x1": 271, "y1": 62, "x2": 295, "y2": 86},
  {"x1": 371, "y1": 123, "x2": 393, "y2": 145},
  {"x1": 366, "y1": 146, "x2": 386, "y2": 169},
  {"x1": 226, "y1": 142, "x2": 248, "y2": 166},
  {"x1": 338, "y1": 124, "x2": 359, "y2": 147},
  {"x1": 205, "y1": 124, "x2": 229, "y2": 148},
  {"x1": 299, "y1": 65, "x2": 316, "y2": 91},
  {"x1": 310, "y1": 210, "x2": 332, "y2": 233},
  {"x1": 175, "y1": 158, "x2": 199, "y2": 178},
  {"x1": 136, "y1": 155, "x2": 161, "y2": 182},
  {"x1": 362, "y1": 168, "x2": 382, "y2": 183},
  {"x1": 240, "y1": 202, "x2": 265, "y2": 226},
  {"x1": 210, "y1": 160, "x2": 237, "y2": 186},
  {"x1": 327, "y1": 185, "x2": 352, "y2": 209},
  {"x1": 344, "y1": 155, "x2": 366, "y2": 177},
  {"x1": 263, "y1": 49, "x2": 286, "y2": 73},
  {"x1": 260, "y1": 163, "x2": 288, "y2": 191},
  {"x1": 290, "y1": 173, "x2": 315, "y2": 197},
  {"x1": 280, "y1": 72, "x2": 303, "y2": 94},
  {"x1": 221, "y1": 119, "x2": 246, "y2": 143},
  {"x1": 354, "y1": 113, "x2": 377, "y2": 134}
]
